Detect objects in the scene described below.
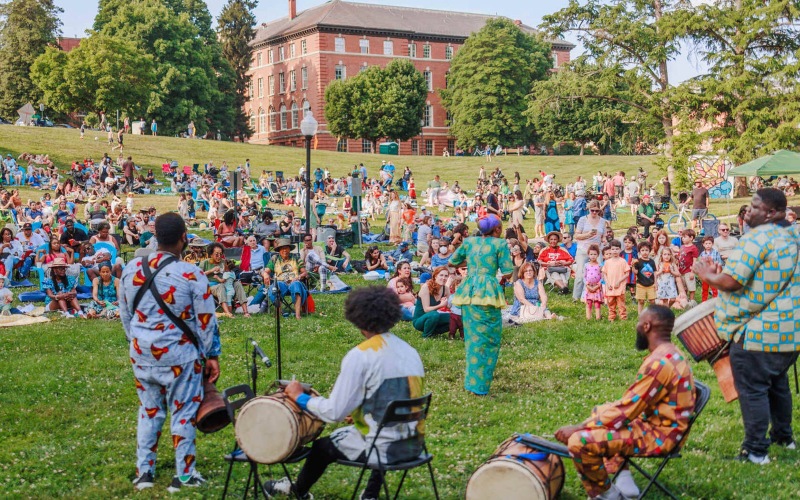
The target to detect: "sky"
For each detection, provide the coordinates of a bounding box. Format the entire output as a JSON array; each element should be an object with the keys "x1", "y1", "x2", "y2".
[{"x1": 54, "y1": 0, "x2": 706, "y2": 84}]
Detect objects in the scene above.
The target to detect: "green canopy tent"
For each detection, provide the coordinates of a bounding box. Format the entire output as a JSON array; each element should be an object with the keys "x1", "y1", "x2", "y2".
[{"x1": 727, "y1": 149, "x2": 800, "y2": 177}]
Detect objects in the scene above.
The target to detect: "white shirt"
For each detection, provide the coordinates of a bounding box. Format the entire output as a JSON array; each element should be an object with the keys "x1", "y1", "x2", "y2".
[{"x1": 15, "y1": 232, "x2": 45, "y2": 252}]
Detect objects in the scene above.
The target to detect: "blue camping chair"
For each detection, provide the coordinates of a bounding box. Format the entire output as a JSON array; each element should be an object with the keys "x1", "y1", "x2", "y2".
[{"x1": 93, "y1": 242, "x2": 118, "y2": 264}]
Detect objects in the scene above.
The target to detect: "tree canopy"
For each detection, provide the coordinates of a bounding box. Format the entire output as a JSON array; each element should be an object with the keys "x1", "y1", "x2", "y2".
[
  {"x1": 440, "y1": 18, "x2": 552, "y2": 149},
  {"x1": 218, "y1": 0, "x2": 258, "y2": 140},
  {"x1": 324, "y1": 59, "x2": 427, "y2": 150},
  {"x1": 0, "y1": 0, "x2": 62, "y2": 119}
]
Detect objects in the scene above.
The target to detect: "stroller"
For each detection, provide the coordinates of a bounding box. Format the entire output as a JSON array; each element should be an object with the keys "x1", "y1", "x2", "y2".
[{"x1": 265, "y1": 182, "x2": 283, "y2": 203}]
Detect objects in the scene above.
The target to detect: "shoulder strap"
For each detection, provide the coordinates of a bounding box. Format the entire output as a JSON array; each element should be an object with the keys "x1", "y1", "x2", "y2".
[{"x1": 130, "y1": 256, "x2": 200, "y2": 350}]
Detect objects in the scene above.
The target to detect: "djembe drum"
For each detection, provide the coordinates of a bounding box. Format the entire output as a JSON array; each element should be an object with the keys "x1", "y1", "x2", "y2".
[{"x1": 673, "y1": 298, "x2": 738, "y2": 402}]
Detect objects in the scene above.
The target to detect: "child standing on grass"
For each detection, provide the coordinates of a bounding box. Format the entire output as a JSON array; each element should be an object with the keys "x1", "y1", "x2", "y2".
[
  {"x1": 678, "y1": 229, "x2": 699, "y2": 302},
  {"x1": 632, "y1": 241, "x2": 657, "y2": 314},
  {"x1": 620, "y1": 235, "x2": 638, "y2": 298},
  {"x1": 699, "y1": 235, "x2": 723, "y2": 300},
  {"x1": 601, "y1": 240, "x2": 630, "y2": 321},
  {"x1": 126, "y1": 192, "x2": 135, "y2": 212},
  {"x1": 218, "y1": 259, "x2": 238, "y2": 318},
  {"x1": 655, "y1": 246, "x2": 686, "y2": 310},
  {"x1": 581, "y1": 244, "x2": 603, "y2": 320}
]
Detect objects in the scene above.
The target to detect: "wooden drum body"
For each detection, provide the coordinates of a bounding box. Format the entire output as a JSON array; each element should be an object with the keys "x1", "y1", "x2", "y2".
[
  {"x1": 673, "y1": 298, "x2": 738, "y2": 402},
  {"x1": 235, "y1": 389, "x2": 325, "y2": 464},
  {"x1": 466, "y1": 436, "x2": 565, "y2": 500}
]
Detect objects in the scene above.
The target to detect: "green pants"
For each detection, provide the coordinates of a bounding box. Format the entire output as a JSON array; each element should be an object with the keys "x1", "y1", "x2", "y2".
[
  {"x1": 412, "y1": 311, "x2": 450, "y2": 338},
  {"x1": 462, "y1": 304, "x2": 502, "y2": 395}
]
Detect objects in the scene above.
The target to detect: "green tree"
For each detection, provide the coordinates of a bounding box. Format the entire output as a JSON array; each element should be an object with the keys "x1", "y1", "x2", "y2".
[
  {"x1": 440, "y1": 18, "x2": 552, "y2": 150},
  {"x1": 0, "y1": 0, "x2": 62, "y2": 119},
  {"x1": 324, "y1": 60, "x2": 427, "y2": 151},
  {"x1": 542, "y1": 0, "x2": 683, "y2": 176},
  {"x1": 668, "y1": 0, "x2": 800, "y2": 165},
  {"x1": 32, "y1": 34, "x2": 154, "y2": 118},
  {"x1": 218, "y1": 0, "x2": 258, "y2": 140},
  {"x1": 94, "y1": 0, "x2": 236, "y2": 137}
]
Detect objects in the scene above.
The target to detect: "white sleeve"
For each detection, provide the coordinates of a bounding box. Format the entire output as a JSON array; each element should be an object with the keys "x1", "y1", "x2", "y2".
[{"x1": 306, "y1": 350, "x2": 366, "y2": 423}]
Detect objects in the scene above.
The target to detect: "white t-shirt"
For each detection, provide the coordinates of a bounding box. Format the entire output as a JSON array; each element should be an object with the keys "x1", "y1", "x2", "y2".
[{"x1": 575, "y1": 216, "x2": 608, "y2": 252}]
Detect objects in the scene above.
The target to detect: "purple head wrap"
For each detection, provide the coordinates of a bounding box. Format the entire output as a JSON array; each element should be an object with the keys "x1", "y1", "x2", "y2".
[{"x1": 478, "y1": 215, "x2": 501, "y2": 235}]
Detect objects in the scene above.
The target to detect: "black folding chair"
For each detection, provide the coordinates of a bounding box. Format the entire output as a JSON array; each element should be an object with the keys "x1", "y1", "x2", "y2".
[
  {"x1": 337, "y1": 393, "x2": 439, "y2": 500},
  {"x1": 611, "y1": 380, "x2": 711, "y2": 499}
]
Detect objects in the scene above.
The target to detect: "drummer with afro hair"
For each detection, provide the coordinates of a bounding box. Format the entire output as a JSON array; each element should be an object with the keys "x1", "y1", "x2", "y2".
[{"x1": 265, "y1": 286, "x2": 426, "y2": 500}]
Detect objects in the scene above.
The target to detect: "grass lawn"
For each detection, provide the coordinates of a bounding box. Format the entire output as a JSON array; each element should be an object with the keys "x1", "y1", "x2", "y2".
[{"x1": 1, "y1": 128, "x2": 799, "y2": 498}]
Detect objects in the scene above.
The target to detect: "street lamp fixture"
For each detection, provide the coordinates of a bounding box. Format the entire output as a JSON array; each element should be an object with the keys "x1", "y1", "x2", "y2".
[{"x1": 301, "y1": 112, "x2": 319, "y2": 236}]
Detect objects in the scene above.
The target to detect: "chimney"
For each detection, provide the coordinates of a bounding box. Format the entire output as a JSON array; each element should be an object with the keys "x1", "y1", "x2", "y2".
[
  {"x1": 514, "y1": 19, "x2": 522, "y2": 26},
  {"x1": 289, "y1": 0, "x2": 297, "y2": 20}
]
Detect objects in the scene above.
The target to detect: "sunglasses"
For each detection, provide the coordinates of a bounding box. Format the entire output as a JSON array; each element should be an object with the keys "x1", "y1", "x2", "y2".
[
  {"x1": 590, "y1": 210, "x2": 600, "y2": 213},
  {"x1": 719, "y1": 228, "x2": 729, "y2": 232}
]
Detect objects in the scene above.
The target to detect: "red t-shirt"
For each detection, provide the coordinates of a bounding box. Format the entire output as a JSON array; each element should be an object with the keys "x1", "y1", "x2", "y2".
[
  {"x1": 679, "y1": 244, "x2": 699, "y2": 275},
  {"x1": 538, "y1": 246, "x2": 574, "y2": 265}
]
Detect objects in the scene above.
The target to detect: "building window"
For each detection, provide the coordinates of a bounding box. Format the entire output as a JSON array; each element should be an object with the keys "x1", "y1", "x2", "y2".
[
  {"x1": 269, "y1": 106, "x2": 277, "y2": 131},
  {"x1": 301, "y1": 39, "x2": 307, "y2": 54},
  {"x1": 257, "y1": 77, "x2": 263, "y2": 98},
  {"x1": 268, "y1": 75, "x2": 274, "y2": 96},
  {"x1": 301, "y1": 67, "x2": 308, "y2": 90},
  {"x1": 383, "y1": 40, "x2": 393, "y2": 55},
  {"x1": 360, "y1": 63, "x2": 368, "y2": 73},
  {"x1": 337, "y1": 138, "x2": 348, "y2": 152},
  {"x1": 249, "y1": 112, "x2": 256, "y2": 132},
  {"x1": 278, "y1": 46, "x2": 285, "y2": 61},
  {"x1": 447, "y1": 139, "x2": 455, "y2": 155},
  {"x1": 423, "y1": 44, "x2": 431, "y2": 58},
  {"x1": 259, "y1": 108, "x2": 266, "y2": 133},
  {"x1": 362, "y1": 139, "x2": 372, "y2": 153},
  {"x1": 279, "y1": 72, "x2": 285, "y2": 93},
  {"x1": 335, "y1": 37, "x2": 345, "y2": 53},
  {"x1": 423, "y1": 104, "x2": 432, "y2": 127},
  {"x1": 290, "y1": 70, "x2": 296, "y2": 91},
  {"x1": 552, "y1": 53, "x2": 559, "y2": 68},
  {"x1": 256, "y1": 52, "x2": 262, "y2": 66},
  {"x1": 302, "y1": 100, "x2": 311, "y2": 118},
  {"x1": 423, "y1": 71, "x2": 432, "y2": 91},
  {"x1": 289, "y1": 43, "x2": 295, "y2": 58},
  {"x1": 411, "y1": 139, "x2": 419, "y2": 155},
  {"x1": 335, "y1": 64, "x2": 346, "y2": 80},
  {"x1": 445, "y1": 46, "x2": 453, "y2": 60},
  {"x1": 268, "y1": 49, "x2": 274, "y2": 64},
  {"x1": 408, "y1": 42, "x2": 416, "y2": 58},
  {"x1": 291, "y1": 102, "x2": 299, "y2": 129},
  {"x1": 279, "y1": 104, "x2": 287, "y2": 130},
  {"x1": 248, "y1": 80, "x2": 254, "y2": 98},
  {"x1": 425, "y1": 139, "x2": 433, "y2": 156},
  {"x1": 445, "y1": 111, "x2": 452, "y2": 126},
  {"x1": 359, "y1": 38, "x2": 369, "y2": 54}
]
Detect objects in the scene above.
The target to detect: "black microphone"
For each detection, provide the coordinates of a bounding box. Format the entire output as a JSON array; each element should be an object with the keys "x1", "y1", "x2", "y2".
[{"x1": 250, "y1": 338, "x2": 272, "y2": 367}]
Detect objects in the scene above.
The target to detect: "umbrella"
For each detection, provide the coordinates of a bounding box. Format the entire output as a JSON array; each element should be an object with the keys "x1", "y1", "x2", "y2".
[
  {"x1": 727, "y1": 150, "x2": 800, "y2": 177},
  {"x1": 16, "y1": 103, "x2": 35, "y2": 124}
]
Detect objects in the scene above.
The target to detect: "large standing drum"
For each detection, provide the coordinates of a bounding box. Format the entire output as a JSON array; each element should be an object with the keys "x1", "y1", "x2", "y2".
[
  {"x1": 466, "y1": 435, "x2": 565, "y2": 500},
  {"x1": 235, "y1": 387, "x2": 325, "y2": 464},
  {"x1": 673, "y1": 298, "x2": 738, "y2": 402}
]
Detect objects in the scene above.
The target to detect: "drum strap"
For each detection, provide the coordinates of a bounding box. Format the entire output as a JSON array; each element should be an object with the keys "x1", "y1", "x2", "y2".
[{"x1": 131, "y1": 256, "x2": 199, "y2": 350}]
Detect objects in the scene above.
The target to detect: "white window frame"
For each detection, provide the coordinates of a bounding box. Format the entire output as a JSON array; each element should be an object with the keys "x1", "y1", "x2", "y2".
[
  {"x1": 423, "y1": 44, "x2": 431, "y2": 58},
  {"x1": 335, "y1": 37, "x2": 345, "y2": 53},
  {"x1": 268, "y1": 75, "x2": 274, "y2": 96},
  {"x1": 301, "y1": 39, "x2": 307, "y2": 54},
  {"x1": 445, "y1": 46, "x2": 453, "y2": 60},
  {"x1": 268, "y1": 49, "x2": 274, "y2": 64},
  {"x1": 301, "y1": 66, "x2": 308, "y2": 90},
  {"x1": 290, "y1": 70, "x2": 296, "y2": 92},
  {"x1": 257, "y1": 77, "x2": 263, "y2": 98},
  {"x1": 289, "y1": 43, "x2": 295, "y2": 58},
  {"x1": 291, "y1": 102, "x2": 299, "y2": 129},
  {"x1": 408, "y1": 42, "x2": 416, "y2": 58},
  {"x1": 359, "y1": 38, "x2": 369, "y2": 54},
  {"x1": 269, "y1": 107, "x2": 277, "y2": 131},
  {"x1": 279, "y1": 72, "x2": 285, "y2": 93},
  {"x1": 335, "y1": 64, "x2": 346, "y2": 80},
  {"x1": 280, "y1": 104, "x2": 287, "y2": 130},
  {"x1": 423, "y1": 71, "x2": 432, "y2": 92},
  {"x1": 278, "y1": 46, "x2": 285, "y2": 61},
  {"x1": 383, "y1": 40, "x2": 393, "y2": 55}
]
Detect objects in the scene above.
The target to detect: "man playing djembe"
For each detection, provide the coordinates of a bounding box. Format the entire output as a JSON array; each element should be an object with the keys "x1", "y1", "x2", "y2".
[
  {"x1": 555, "y1": 306, "x2": 695, "y2": 500},
  {"x1": 263, "y1": 287, "x2": 426, "y2": 500}
]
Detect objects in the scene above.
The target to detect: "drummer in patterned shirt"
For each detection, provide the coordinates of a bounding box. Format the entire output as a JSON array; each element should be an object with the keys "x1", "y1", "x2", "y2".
[{"x1": 555, "y1": 306, "x2": 695, "y2": 500}]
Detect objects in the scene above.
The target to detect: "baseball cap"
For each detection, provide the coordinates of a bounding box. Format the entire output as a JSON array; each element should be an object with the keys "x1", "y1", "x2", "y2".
[
  {"x1": 399, "y1": 241, "x2": 409, "y2": 249},
  {"x1": 22, "y1": 222, "x2": 32, "y2": 230}
]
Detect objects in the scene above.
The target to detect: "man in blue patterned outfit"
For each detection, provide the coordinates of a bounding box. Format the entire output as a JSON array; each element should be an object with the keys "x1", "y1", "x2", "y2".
[
  {"x1": 120, "y1": 213, "x2": 221, "y2": 492},
  {"x1": 695, "y1": 188, "x2": 800, "y2": 464}
]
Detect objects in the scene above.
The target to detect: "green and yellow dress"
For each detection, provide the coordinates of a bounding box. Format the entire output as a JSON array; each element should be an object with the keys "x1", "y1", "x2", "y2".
[{"x1": 449, "y1": 236, "x2": 513, "y2": 395}]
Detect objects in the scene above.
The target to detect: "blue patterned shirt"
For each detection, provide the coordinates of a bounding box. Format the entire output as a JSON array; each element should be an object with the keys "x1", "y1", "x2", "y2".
[{"x1": 715, "y1": 223, "x2": 800, "y2": 352}]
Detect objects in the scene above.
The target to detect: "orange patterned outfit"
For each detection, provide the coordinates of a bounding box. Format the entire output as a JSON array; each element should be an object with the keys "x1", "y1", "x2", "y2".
[{"x1": 567, "y1": 343, "x2": 695, "y2": 497}]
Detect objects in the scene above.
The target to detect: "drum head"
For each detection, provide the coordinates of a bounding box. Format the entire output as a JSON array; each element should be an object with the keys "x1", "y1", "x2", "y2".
[
  {"x1": 466, "y1": 458, "x2": 549, "y2": 500},
  {"x1": 235, "y1": 397, "x2": 299, "y2": 464},
  {"x1": 672, "y1": 298, "x2": 718, "y2": 335}
]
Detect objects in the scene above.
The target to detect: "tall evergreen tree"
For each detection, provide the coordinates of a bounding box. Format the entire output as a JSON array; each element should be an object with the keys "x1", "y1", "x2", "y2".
[
  {"x1": 440, "y1": 18, "x2": 552, "y2": 150},
  {"x1": 218, "y1": 0, "x2": 257, "y2": 140},
  {"x1": 0, "y1": 0, "x2": 62, "y2": 119}
]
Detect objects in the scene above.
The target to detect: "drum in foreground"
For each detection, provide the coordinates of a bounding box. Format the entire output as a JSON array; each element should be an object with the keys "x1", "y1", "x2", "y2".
[
  {"x1": 466, "y1": 435, "x2": 564, "y2": 500},
  {"x1": 235, "y1": 388, "x2": 324, "y2": 464}
]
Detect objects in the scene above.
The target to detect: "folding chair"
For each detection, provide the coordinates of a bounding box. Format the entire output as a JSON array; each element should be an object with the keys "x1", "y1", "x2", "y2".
[
  {"x1": 337, "y1": 393, "x2": 439, "y2": 500},
  {"x1": 611, "y1": 380, "x2": 711, "y2": 499}
]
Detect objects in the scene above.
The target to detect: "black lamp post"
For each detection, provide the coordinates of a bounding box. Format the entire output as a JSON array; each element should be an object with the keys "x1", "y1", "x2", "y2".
[{"x1": 300, "y1": 111, "x2": 319, "y2": 234}]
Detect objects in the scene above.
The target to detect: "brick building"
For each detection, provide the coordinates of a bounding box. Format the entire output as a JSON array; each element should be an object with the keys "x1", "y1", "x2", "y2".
[{"x1": 246, "y1": 0, "x2": 573, "y2": 154}]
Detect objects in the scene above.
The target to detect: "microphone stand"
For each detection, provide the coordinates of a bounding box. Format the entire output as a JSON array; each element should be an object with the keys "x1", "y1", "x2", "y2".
[{"x1": 250, "y1": 342, "x2": 259, "y2": 394}]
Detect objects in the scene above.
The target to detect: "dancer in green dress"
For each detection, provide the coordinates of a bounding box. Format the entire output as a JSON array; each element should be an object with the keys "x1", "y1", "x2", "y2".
[{"x1": 449, "y1": 215, "x2": 513, "y2": 395}]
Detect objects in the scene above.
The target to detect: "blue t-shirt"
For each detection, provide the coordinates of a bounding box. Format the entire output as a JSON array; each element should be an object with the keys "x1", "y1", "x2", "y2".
[{"x1": 561, "y1": 243, "x2": 577, "y2": 259}]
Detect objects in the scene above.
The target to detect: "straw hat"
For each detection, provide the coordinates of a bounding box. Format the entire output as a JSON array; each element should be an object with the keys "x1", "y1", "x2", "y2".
[
  {"x1": 273, "y1": 238, "x2": 293, "y2": 251},
  {"x1": 47, "y1": 257, "x2": 70, "y2": 269},
  {"x1": 545, "y1": 231, "x2": 562, "y2": 242}
]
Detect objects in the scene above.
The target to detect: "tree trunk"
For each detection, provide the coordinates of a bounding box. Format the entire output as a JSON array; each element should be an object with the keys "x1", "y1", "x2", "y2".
[{"x1": 579, "y1": 143, "x2": 585, "y2": 155}]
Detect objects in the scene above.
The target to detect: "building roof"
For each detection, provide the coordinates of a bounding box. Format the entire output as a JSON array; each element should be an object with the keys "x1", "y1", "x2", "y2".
[
  {"x1": 253, "y1": 0, "x2": 574, "y2": 49},
  {"x1": 58, "y1": 37, "x2": 82, "y2": 52}
]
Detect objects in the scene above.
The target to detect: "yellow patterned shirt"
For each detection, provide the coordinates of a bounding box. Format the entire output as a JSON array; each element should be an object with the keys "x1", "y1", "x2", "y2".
[{"x1": 715, "y1": 223, "x2": 800, "y2": 352}]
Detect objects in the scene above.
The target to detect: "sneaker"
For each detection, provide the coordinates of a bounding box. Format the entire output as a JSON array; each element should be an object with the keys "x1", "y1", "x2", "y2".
[
  {"x1": 262, "y1": 477, "x2": 313, "y2": 499},
  {"x1": 614, "y1": 470, "x2": 640, "y2": 499},
  {"x1": 773, "y1": 439, "x2": 797, "y2": 450},
  {"x1": 590, "y1": 484, "x2": 623, "y2": 500},
  {"x1": 734, "y1": 449, "x2": 770, "y2": 465},
  {"x1": 167, "y1": 471, "x2": 206, "y2": 492},
  {"x1": 132, "y1": 471, "x2": 154, "y2": 491}
]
